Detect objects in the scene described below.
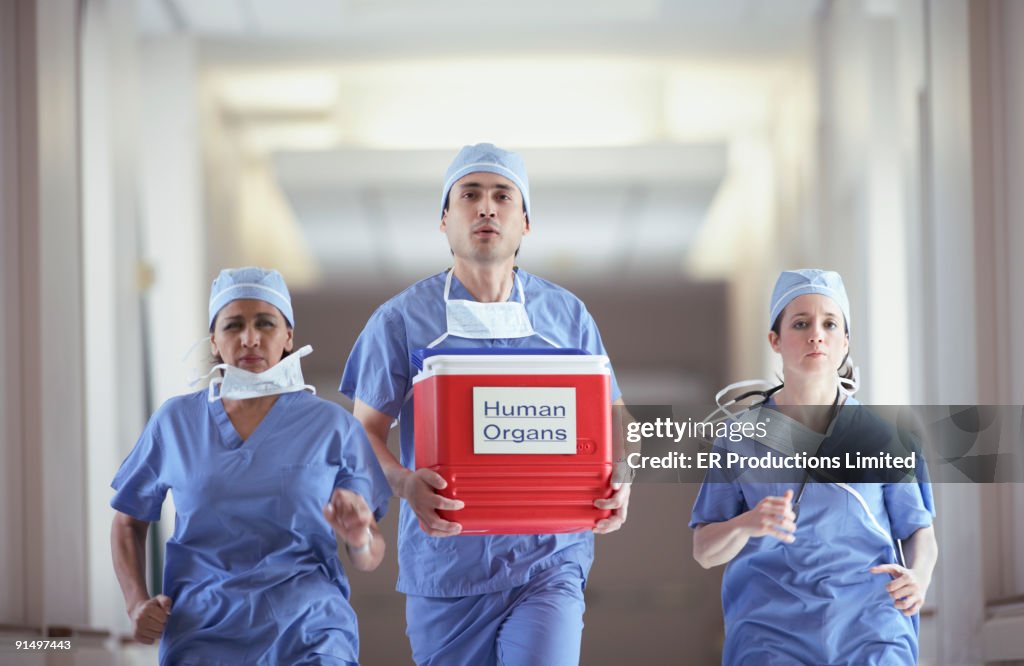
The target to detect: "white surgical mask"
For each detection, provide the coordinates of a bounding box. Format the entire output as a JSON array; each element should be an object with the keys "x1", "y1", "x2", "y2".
[
  {"x1": 446, "y1": 298, "x2": 535, "y2": 339},
  {"x1": 205, "y1": 344, "x2": 316, "y2": 402},
  {"x1": 426, "y1": 270, "x2": 559, "y2": 348}
]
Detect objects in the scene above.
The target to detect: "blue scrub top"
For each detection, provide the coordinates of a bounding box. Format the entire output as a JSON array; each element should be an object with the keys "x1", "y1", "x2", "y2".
[
  {"x1": 111, "y1": 389, "x2": 390, "y2": 666},
  {"x1": 340, "y1": 269, "x2": 621, "y2": 597},
  {"x1": 689, "y1": 397, "x2": 936, "y2": 665}
]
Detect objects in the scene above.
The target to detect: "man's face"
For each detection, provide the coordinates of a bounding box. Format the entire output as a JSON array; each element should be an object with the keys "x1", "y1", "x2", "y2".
[{"x1": 441, "y1": 172, "x2": 529, "y2": 264}]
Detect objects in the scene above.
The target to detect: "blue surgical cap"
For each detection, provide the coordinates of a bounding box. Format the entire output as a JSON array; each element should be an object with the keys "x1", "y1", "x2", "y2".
[
  {"x1": 208, "y1": 267, "x2": 294, "y2": 331},
  {"x1": 769, "y1": 269, "x2": 850, "y2": 333},
  {"x1": 440, "y1": 143, "x2": 531, "y2": 219}
]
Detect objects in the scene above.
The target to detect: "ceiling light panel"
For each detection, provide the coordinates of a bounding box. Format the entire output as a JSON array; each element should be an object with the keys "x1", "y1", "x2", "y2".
[
  {"x1": 333, "y1": 59, "x2": 663, "y2": 149},
  {"x1": 215, "y1": 70, "x2": 339, "y2": 113}
]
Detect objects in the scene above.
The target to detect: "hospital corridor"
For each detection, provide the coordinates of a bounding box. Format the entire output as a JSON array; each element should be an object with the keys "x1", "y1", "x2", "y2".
[{"x1": 2, "y1": 0, "x2": 1024, "y2": 664}]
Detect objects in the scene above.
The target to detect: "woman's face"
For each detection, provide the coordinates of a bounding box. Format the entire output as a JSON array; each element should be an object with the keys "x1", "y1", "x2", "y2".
[
  {"x1": 768, "y1": 294, "x2": 848, "y2": 380},
  {"x1": 210, "y1": 299, "x2": 293, "y2": 372}
]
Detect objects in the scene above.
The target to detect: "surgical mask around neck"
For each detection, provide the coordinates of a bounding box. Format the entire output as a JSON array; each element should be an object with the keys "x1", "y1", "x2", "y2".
[
  {"x1": 432, "y1": 270, "x2": 541, "y2": 344},
  {"x1": 205, "y1": 344, "x2": 315, "y2": 402},
  {"x1": 445, "y1": 299, "x2": 535, "y2": 339}
]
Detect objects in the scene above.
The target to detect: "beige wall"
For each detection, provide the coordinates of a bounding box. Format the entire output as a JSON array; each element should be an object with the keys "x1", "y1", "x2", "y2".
[
  {"x1": 0, "y1": 0, "x2": 89, "y2": 630},
  {"x1": 815, "y1": 0, "x2": 1024, "y2": 663},
  {"x1": 0, "y1": 0, "x2": 26, "y2": 625}
]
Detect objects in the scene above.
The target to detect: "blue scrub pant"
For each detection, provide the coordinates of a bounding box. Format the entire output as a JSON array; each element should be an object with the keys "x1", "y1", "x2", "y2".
[{"x1": 405, "y1": 560, "x2": 586, "y2": 666}]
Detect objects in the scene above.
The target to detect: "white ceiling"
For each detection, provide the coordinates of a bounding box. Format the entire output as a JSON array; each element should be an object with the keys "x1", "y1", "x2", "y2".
[
  {"x1": 273, "y1": 144, "x2": 725, "y2": 283},
  {"x1": 136, "y1": 0, "x2": 820, "y2": 286},
  {"x1": 140, "y1": 0, "x2": 821, "y2": 60}
]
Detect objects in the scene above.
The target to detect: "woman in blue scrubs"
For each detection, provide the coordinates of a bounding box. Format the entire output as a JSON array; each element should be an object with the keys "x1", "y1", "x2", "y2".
[
  {"x1": 690, "y1": 269, "x2": 938, "y2": 666},
  {"x1": 110, "y1": 267, "x2": 390, "y2": 666}
]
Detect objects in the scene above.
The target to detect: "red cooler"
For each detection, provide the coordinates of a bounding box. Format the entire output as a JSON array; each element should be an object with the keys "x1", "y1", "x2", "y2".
[{"x1": 412, "y1": 348, "x2": 614, "y2": 534}]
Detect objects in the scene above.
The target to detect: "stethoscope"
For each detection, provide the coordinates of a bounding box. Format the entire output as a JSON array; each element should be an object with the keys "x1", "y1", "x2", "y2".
[
  {"x1": 715, "y1": 382, "x2": 903, "y2": 564},
  {"x1": 703, "y1": 379, "x2": 833, "y2": 522},
  {"x1": 787, "y1": 388, "x2": 843, "y2": 522}
]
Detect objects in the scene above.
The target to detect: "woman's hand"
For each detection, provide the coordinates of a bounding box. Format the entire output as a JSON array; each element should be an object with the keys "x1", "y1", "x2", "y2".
[
  {"x1": 870, "y1": 563, "x2": 929, "y2": 616},
  {"x1": 734, "y1": 489, "x2": 797, "y2": 543},
  {"x1": 323, "y1": 488, "x2": 386, "y2": 571},
  {"x1": 693, "y1": 490, "x2": 797, "y2": 569},
  {"x1": 323, "y1": 488, "x2": 375, "y2": 547},
  {"x1": 128, "y1": 595, "x2": 172, "y2": 644}
]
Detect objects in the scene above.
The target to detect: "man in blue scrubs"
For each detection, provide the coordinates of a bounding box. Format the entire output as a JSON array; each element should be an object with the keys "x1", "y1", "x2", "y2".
[{"x1": 341, "y1": 143, "x2": 630, "y2": 665}]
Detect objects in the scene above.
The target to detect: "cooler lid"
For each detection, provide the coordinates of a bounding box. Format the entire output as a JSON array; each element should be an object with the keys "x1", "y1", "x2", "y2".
[
  {"x1": 411, "y1": 346, "x2": 589, "y2": 371},
  {"x1": 412, "y1": 348, "x2": 610, "y2": 382}
]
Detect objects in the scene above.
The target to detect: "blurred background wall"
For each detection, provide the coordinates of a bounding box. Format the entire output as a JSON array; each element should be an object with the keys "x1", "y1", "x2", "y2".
[{"x1": 2, "y1": 0, "x2": 1024, "y2": 663}]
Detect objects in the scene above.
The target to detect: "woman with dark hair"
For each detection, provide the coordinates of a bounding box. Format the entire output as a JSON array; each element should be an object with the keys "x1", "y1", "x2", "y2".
[
  {"x1": 111, "y1": 267, "x2": 389, "y2": 665},
  {"x1": 691, "y1": 269, "x2": 937, "y2": 665}
]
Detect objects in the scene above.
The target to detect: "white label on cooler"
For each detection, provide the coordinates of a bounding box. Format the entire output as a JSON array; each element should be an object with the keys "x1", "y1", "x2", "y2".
[{"x1": 472, "y1": 387, "x2": 577, "y2": 454}]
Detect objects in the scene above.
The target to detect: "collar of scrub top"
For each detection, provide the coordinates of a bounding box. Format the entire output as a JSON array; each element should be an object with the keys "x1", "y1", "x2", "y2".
[
  {"x1": 428, "y1": 267, "x2": 559, "y2": 348},
  {"x1": 442, "y1": 267, "x2": 526, "y2": 304},
  {"x1": 405, "y1": 267, "x2": 558, "y2": 405}
]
